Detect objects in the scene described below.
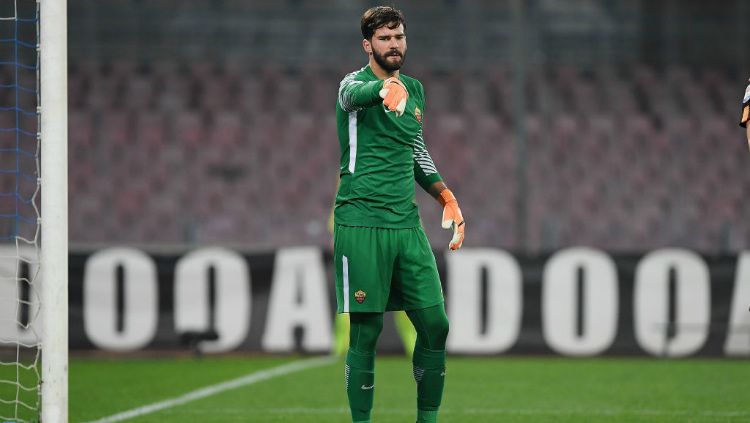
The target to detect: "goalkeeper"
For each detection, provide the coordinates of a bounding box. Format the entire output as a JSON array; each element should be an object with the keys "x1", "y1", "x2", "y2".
[{"x1": 333, "y1": 6, "x2": 465, "y2": 423}]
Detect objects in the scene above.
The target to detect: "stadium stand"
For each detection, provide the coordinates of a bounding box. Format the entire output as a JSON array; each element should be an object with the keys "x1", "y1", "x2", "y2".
[{"x1": 66, "y1": 59, "x2": 749, "y2": 253}]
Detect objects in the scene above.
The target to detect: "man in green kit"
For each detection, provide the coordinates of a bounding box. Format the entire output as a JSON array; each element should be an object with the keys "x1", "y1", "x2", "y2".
[{"x1": 333, "y1": 6, "x2": 465, "y2": 423}]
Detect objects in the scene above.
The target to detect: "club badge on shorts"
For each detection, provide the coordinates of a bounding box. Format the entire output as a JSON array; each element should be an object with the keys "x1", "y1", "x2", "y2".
[
  {"x1": 354, "y1": 290, "x2": 367, "y2": 304},
  {"x1": 414, "y1": 106, "x2": 422, "y2": 124}
]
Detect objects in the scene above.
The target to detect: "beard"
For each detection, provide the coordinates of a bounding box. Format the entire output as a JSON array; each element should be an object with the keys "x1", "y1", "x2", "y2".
[{"x1": 372, "y1": 48, "x2": 405, "y2": 72}]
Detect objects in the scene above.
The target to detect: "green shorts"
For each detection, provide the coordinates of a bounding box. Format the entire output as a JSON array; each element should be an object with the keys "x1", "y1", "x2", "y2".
[{"x1": 334, "y1": 224, "x2": 444, "y2": 313}]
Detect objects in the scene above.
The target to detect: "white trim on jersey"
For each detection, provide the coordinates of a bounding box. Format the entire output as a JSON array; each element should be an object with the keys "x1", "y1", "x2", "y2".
[
  {"x1": 413, "y1": 128, "x2": 438, "y2": 175},
  {"x1": 338, "y1": 67, "x2": 366, "y2": 112},
  {"x1": 342, "y1": 255, "x2": 350, "y2": 312},
  {"x1": 348, "y1": 112, "x2": 358, "y2": 173}
]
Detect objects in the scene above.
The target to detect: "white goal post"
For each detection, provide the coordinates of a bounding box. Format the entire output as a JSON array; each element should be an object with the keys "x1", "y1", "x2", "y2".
[{"x1": 40, "y1": 0, "x2": 68, "y2": 421}]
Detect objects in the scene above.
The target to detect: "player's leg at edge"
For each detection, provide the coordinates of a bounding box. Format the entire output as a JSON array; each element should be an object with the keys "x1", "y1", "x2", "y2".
[
  {"x1": 334, "y1": 312, "x2": 352, "y2": 356},
  {"x1": 394, "y1": 310, "x2": 418, "y2": 358}
]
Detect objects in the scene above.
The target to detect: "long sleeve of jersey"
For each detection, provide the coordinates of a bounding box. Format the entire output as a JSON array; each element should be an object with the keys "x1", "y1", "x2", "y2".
[
  {"x1": 338, "y1": 73, "x2": 383, "y2": 112},
  {"x1": 413, "y1": 127, "x2": 443, "y2": 191},
  {"x1": 411, "y1": 81, "x2": 443, "y2": 191}
]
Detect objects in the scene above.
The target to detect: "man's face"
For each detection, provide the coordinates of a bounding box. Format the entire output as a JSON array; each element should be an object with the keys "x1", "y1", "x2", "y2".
[{"x1": 367, "y1": 24, "x2": 407, "y2": 72}]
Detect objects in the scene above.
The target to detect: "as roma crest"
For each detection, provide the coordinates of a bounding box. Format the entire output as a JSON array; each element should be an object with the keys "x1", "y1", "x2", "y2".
[
  {"x1": 354, "y1": 290, "x2": 367, "y2": 304},
  {"x1": 414, "y1": 106, "x2": 422, "y2": 124}
]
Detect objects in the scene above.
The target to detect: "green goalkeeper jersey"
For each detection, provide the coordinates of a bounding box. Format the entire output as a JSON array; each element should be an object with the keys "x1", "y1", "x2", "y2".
[{"x1": 334, "y1": 65, "x2": 443, "y2": 228}]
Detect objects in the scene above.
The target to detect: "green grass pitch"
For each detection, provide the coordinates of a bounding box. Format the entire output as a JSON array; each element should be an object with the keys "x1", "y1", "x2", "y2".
[{"x1": 64, "y1": 355, "x2": 749, "y2": 422}]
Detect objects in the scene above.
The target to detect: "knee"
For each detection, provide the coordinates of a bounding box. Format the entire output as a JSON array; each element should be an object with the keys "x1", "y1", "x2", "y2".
[
  {"x1": 420, "y1": 311, "x2": 449, "y2": 349},
  {"x1": 432, "y1": 314, "x2": 449, "y2": 345}
]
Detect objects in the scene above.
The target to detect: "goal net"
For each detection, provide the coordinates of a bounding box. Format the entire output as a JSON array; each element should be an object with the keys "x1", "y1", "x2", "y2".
[{"x1": 0, "y1": 0, "x2": 67, "y2": 421}]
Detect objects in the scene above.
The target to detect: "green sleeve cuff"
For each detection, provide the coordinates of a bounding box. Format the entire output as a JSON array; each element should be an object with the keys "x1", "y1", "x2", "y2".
[
  {"x1": 415, "y1": 170, "x2": 443, "y2": 193},
  {"x1": 349, "y1": 80, "x2": 383, "y2": 109},
  {"x1": 363, "y1": 80, "x2": 383, "y2": 104}
]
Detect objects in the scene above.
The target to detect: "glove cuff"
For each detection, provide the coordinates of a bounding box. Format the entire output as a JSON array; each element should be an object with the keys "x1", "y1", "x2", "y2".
[{"x1": 438, "y1": 189, "x2": 457, "y2": 207}]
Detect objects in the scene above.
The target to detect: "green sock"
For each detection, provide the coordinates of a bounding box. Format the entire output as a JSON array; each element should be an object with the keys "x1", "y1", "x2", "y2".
[
  {"x1": 346, "y1": 348, "x2": 375, "y2": 423},
  {"x1": 413, "y1": 345, "x2": 446, "y2": 422},
  {"x1": 417, "y1": 409, "x2": 439, "y2": 423}
]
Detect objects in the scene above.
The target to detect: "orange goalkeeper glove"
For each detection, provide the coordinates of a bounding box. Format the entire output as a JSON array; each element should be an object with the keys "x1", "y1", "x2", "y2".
[
  {"x1": 379, "y1": 77, "x2": 408, "y2": 117},
  {"x1": 438, "y1": 189, "x2": 465, "y2": 250}
]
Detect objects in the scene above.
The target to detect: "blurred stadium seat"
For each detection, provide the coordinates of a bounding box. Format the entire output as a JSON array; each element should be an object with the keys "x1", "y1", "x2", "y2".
[{"x1": 66, "y1": 42, "x2": 748, "y2": 253}]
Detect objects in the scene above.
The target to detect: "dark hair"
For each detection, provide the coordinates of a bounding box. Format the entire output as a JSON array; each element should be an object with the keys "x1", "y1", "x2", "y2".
[{"x1": 360, "y1": 6, "x2": 406, "y2": 40}]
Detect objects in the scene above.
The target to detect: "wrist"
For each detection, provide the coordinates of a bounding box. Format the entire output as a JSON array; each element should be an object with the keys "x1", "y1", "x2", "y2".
[{"x1": 438, "y1": 189, "x2": 457, "y2": 207}]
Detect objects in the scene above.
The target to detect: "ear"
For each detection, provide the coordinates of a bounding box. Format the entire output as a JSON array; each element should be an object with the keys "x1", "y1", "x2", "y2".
[{"x1": 362, "y1": 38, "x2": 372, "y2": 55}]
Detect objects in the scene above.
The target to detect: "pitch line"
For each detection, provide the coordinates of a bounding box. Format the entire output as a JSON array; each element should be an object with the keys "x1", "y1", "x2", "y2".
[{"x1": 83, "y1": 355, "x2": 338, "y2": 423}]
